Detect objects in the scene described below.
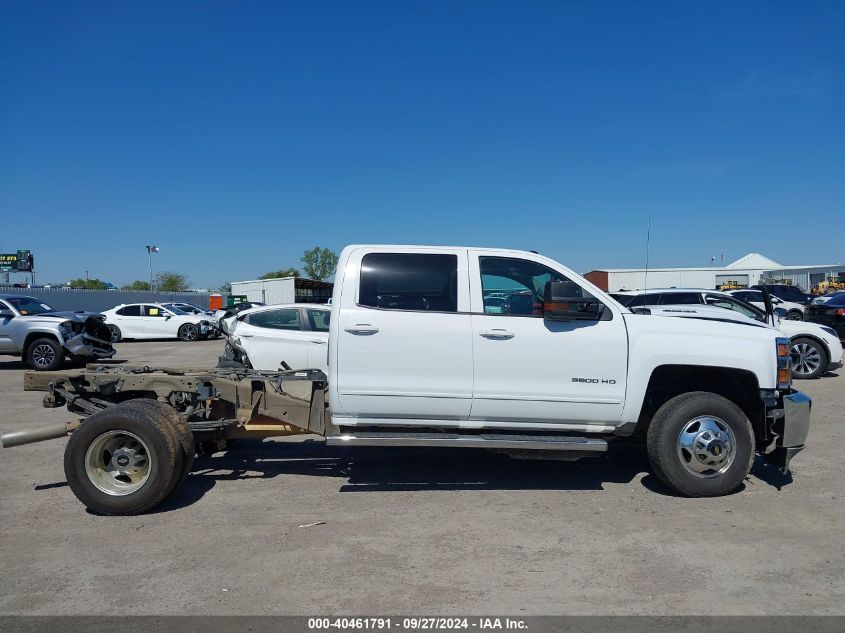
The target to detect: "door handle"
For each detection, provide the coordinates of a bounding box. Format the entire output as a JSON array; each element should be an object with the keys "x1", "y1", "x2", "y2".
[
  {"x1": 239, "y1": 333, "x2": 254, "y2": 338},
  {"x1": 310, "y1": 339, "x2": 327, "y2": 344},
  {"x1": 345, "y1": 324, "x2": 379, "y2": 335},
  {"x1": 480, "y1": 329, "x2": 515, "y2": 339}
]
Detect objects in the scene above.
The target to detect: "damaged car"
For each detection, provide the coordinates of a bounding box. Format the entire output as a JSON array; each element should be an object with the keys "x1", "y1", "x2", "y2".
[{"x1": 0, "y1": 294, "x2": 115, "y2": 370}]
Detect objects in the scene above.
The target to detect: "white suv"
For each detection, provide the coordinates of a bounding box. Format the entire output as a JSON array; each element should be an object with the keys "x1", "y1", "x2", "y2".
[
  {"x1": 612, "y1": 288, "x2": 843, "y2": 379},
  {"x1": 102, "y1": 303, "x2": 215, "y2": 342}
]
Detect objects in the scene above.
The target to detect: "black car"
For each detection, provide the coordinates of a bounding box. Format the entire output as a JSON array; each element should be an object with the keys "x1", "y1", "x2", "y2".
[
  {"x1": 753, "y1": 284, "x2": 814, "y2": 305},
  {"x1": 806, "y1": 293, "x2": 845, "y2": 340}
]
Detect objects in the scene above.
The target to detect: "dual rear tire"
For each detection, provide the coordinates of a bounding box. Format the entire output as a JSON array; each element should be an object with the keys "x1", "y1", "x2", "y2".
[{"x1": 64, "y1": 400, "x2": 194, "y2": 515}]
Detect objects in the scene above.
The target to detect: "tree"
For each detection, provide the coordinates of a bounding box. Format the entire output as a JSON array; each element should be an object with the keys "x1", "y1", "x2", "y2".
[
  {"x1": 301, "y1": 247, "x2": 338, "y2": 281},
  {"x1": 68, "y1": 278, "x2": 108, "y2": 290},
  {"x1": 122, "y1": 280, "x2": 151, "y2": 291},
  {"x1": 259, "y1": 267, "x2": 299, "y2": 280},
  {"x1": 155, "y1": 271, "x2": 189, "y2": 292}
]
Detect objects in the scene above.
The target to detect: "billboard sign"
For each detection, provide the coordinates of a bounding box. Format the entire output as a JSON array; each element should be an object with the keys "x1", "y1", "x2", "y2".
[{"x1": 0, "y1": 250, "x2": 34, "y2": 272}]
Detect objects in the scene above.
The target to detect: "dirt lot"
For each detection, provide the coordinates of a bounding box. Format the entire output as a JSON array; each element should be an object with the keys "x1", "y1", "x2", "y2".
[{"x1": 0, "y1": 339, "x2": 843, "y2": 615}]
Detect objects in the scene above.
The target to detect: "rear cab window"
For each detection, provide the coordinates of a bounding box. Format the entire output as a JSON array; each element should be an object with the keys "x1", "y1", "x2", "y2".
[
  {"x1": 306, "y1": 309, "x2": 330, "y2": 331},
  {"x1": 359, "y1": 253, "x2": 458, "y2": 312}
]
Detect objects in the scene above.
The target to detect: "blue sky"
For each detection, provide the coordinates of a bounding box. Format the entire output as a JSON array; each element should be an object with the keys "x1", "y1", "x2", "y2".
[{"x1": 1, "y1": 1, "x2": 843, "y2": 288}]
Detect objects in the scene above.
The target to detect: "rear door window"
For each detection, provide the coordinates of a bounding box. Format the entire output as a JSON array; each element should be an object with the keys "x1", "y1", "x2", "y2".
[
  {"x1": 359, "y1": 253, "x2": 458, "y2": 312},
  {"x1": 245, "y1": 308, "x2": 302, "y2": 330},
  {"x1": 117, "y1": 305, "x2": 141, "y2": 317}
]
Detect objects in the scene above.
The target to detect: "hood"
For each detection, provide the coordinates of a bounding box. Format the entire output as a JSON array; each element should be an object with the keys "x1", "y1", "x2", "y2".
[
  {"x1": 24, "y1": 310, "x2": 105, "y2": 323},
  {"x1": 642, "y1": 305, "x2": 769, "y2": 329}
]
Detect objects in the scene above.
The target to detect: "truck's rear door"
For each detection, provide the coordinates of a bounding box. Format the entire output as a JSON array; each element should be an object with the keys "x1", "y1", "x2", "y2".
[{"x1": 332, "y1": 247, "x2": 473, "y2": 423}]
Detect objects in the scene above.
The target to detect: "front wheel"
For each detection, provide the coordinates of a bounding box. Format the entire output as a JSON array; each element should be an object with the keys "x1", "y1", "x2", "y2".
[
  {"x1": 785, "y1": 310, "x2": 803, "y2": 321},
  {"x1": 646, "y1": 392, "x2": 754, "y2": 497},
  {"x1": 178, "y1": 323, "x2": 199, "y2": 342},
  {"x1": 26, "y1": 337, "x2": 64, "y2": 371},
  {"x1": 790, "y1": 337, "x2": 827, "y2": 379}
]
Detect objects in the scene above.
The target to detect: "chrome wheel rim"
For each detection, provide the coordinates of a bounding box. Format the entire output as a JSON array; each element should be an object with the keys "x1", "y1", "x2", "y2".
[
  {"x1": 31, "y1": 344, "x2": 56, "y2": 368},
  {"x1": 677, "y1": 416, "x2": 736, "y2": 478},
  {"x1": 790, "y1": 343, "x2": 821, "y2": 377},
  {"x1": 786, "y1": 312, "x2": 802, "y2": 321},
  {"x1": 84, "y1": 430, "x2": 152, "y2": 496},
  {"x1": 181, "y1": 324, "x2": 198, "y2": 341}
]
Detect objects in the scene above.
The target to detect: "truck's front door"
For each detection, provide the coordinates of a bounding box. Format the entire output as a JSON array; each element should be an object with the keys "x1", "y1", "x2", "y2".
[
  {"x1": 333, "y1": 248, "x2": 473, "y2": 422},
  {"x1": 469, "y1": 252, "x2": 628, "y2": 427}
]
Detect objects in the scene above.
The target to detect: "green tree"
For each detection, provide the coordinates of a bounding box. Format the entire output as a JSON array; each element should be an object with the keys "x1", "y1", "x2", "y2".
[
  {"x1": 68, "y1": 278, "x2": 108, "y2": 290},
  {"x1": 259, "y1": 267, "x2": 299, "y2": 280},
  {"x1": 122, "y1": 280, "x2": 151, "y2": 291},
  {"x1": 155, "y1": 271, "x2": 189, "y2": 292},
  {"x1": 300, "y1": 247, "x2": 338, "y2": 281}
]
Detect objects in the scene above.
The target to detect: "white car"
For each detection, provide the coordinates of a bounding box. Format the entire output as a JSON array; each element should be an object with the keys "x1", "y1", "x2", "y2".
[
  {"x1": 225, "y1": 303, "x2": 330, "y2": 372},
  {"x1": 102, "y1": 303, "x2": 215, "y2": 342},
  {"x1": 613, "y1": 288, "x2": 844, "y2": 379},
  {"x1": 725, "y1": 289, "x2": 805, "y2": 320}
]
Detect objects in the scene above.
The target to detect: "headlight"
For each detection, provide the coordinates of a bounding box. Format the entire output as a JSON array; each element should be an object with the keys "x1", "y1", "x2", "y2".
[{"x1": 58, "y1": 321, "x2": 74, "y2": 338}]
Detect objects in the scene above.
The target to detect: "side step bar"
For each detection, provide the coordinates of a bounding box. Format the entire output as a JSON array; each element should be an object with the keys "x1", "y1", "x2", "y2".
[{"x1": 326, "y1": 431, "x2": 607, "y2": 452}]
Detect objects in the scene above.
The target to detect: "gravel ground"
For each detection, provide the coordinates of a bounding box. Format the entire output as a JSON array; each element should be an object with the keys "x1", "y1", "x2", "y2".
[{"x1": 0, "y1": 338, "x2": 843, "y2": 615}]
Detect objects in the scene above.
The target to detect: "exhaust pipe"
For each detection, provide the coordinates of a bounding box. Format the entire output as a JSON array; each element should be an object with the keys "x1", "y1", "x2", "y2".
[{"x1": 1, "y1": 421, "x2": 72, "y2": 448}]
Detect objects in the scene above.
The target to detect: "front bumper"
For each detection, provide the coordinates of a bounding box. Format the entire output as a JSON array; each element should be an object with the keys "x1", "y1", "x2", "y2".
[
  {"x1": 64, "y1": 333, "x2": 116, "y2": 359},
  {"x1": 762, "y1": 390, "x2": 811, "y2": 474}
]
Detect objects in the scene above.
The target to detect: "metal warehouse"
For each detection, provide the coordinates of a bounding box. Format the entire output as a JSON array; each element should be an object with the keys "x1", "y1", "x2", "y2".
[
  {"x1": 584, "y1": 253, "x2": 844, "y2": 292},
  {"x1": 230, "y1": 277, "x2": 333, "y2": 304}
]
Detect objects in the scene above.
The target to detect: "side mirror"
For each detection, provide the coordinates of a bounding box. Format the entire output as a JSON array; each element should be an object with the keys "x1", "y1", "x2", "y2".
[
  {"x1": 0, "y1": 308, "x2": 13, "y2": 319},
  {"x1": 772, "y1": 297, "x2": 783, "y2": 304},
  {"x1": 543, "y1": 281, "x2": 604, "y2": 321}
]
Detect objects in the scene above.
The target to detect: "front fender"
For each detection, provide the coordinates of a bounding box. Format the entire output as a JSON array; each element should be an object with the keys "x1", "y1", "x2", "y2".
[{"x1": 620, "y1": 314, "x2": 779, "y2": 423}]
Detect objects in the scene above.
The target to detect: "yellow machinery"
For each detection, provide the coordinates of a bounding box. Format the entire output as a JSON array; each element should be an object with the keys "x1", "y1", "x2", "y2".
[{"x1": 813, "y1": 277, "x2": 845, "y2": 295}]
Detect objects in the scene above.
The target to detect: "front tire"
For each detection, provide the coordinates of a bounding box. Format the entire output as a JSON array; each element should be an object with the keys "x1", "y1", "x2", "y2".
[
  {"x1": 646, "y1": 392, "x2": 754, "y2": 497},
  {"x1": 790, "y1": 337, "x2": 827, "y2": 379},
  {"x1": 26, "y1": 337, "x2": 64, "y2": 371},
  {"x1": 178, "y1": 323, "x2": 199, "y2": 342},
  {"x1": 785, "y1": 310, "x2": 803, "y2": 321},
  {"x1": 64, "y1": 403, "x2": 181, "y2": 515}
]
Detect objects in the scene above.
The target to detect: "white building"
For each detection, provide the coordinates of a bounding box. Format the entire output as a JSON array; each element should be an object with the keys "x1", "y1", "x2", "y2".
[
  {"x1": 585, "y1": 253, "x2": 843, "y2": 292},
  {"x1": 230, "y1": 277, "x2": 333, "y2": 304}
]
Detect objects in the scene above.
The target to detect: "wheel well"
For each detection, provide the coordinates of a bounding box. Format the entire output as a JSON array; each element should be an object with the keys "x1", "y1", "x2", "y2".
[
  {"x1": 790, "y1": 335, "x2": 829, "y2": 363},
  {"x1": 23, "y1": 332, "x2": 60, "y2": 354},
  {"x1": 636, "y1": 365, "x2": 764, "y2": 441}
]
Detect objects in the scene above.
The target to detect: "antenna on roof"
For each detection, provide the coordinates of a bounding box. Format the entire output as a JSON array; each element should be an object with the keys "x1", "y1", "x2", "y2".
[{"x1": 643, "y1": 215, "x2": 651, "y2": 291}]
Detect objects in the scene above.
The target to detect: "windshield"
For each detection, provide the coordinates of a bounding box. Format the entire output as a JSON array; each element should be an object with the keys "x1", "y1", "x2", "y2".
[
  {"x1": 704, "y1": 294, "x2": 766, "y2": 322},
  {"x1": 161, "y1": 304, "x2": 188, "y2": 315},
  {"x1": 5, "y1": 297, "x2": 55, "y2": 315}
]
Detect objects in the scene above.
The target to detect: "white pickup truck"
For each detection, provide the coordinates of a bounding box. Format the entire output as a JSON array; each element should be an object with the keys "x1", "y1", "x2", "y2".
[{"x1": 3, "y1": 245, "x2": 811, "y2": 514}]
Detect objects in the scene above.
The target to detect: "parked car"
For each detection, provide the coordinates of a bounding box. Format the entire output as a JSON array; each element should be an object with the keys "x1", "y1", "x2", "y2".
[
  {"x1": 810, "y1": 290, "x2": 845, "y2": 305},
  {"x1": 101, "y1": 303, "x2": 215, "y2": 342},
  {"x1": 806, "y1": 293, "x2": 845, "y2": 341},
  {"x1": 752, "y1": 284, "x2": 814, "y2": 305},
  {"x1": 164, "y1": 302, "x2": 214, "y2": 316},
  {"x1": 725, "y1": 288, "x2": 805, "y2": 320},
  {"x1": 612, "y1": 288, "x2": 844, "y2": 379},
  {"x1": 224, "y1": 303, "x2": 330, "y2": 372},
  {"x1": 0, "y1": 294, "x2": 114, "y2": 370}
]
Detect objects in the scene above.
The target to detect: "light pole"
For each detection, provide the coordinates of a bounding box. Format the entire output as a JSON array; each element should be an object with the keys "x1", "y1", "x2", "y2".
[{"x1": 146, "y1": 245, "x2": 159, "y2": 291}]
